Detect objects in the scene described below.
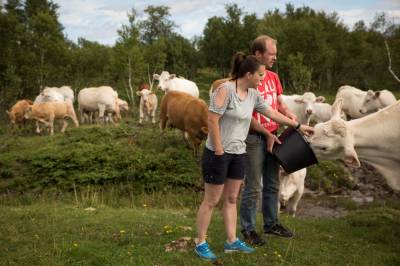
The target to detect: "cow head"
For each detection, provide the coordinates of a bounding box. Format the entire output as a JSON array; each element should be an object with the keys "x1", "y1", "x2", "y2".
[
  {"x1": 359, "y1": 90, "x2": 382, "y2": 115},
  {"x1": 294, "y1": 92, "x2": 324, "y2": 115},
  {"x1": 23, "y1": 106, "x2": 33, "y2": 120},
  {"x1": 154, "y1": 71, "x2": 176, "y2": 92},
  {"x1": 137, "y1": 89, "x2": 155, "y2": 111},
  {"x1": 117, "y1": 99, "x2": 129, "y2": 112},
  {"x1": 308, "y1": 99, "x2": 360, "y2": 167}
]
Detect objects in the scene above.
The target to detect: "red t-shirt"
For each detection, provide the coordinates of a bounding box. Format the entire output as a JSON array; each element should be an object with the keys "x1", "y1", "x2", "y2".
[{"x1": 252, "y1": 70, "x2": 283, "y2": 133}]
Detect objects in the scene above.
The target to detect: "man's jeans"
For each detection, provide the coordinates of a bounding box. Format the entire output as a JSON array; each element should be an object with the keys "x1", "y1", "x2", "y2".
[{"x1": 240, "y1": 133, "x2": 280, "y2": 232}]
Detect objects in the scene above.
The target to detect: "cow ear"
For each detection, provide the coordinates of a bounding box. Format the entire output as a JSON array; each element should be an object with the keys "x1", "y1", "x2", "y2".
[
  {"x1": 367, "y1": 90, "x2": 374, "y2": 96},
  {"x1": 136, "y1": 91, "x2": 141, "y2": 96},
  {"x1": 316, "y1": 96, "x2": 325, "y2": 102},
  {"x1": 201, "y1": 126, "x2": 208, "y2": 135},
  {"x1": 294, "y1": 97, "x2": 304, "y2": 104},
  {"x1": 374, "y1": 91, "x2": 380, "y2": 99},
  {"x1": 169, "y1": 74, "x2": 176, "y2": 79},
  {"x1": 153, "y1": 74, "x2": 160, "y2": 80},
  {"x1": 331, "y1": 99, "x2": 343, "y2": 119},
  {"x1": 344, "y1": 146, "x2": 361, "y2": 167},
  {"x1": 6, "y1": 110, "x2": 10, "y2": 115}
]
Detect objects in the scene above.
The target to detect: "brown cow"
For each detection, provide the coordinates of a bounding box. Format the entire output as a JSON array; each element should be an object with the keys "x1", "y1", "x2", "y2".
[
  {"x1": 160, "y1": 91, "x2": 208, "y2": 156},
  {"x1": 24, "y1": 100, "x2": 79, "y2": 135},
  {"x1": 138, "y1": 83, "x2": 150, "y2": 91},
  {"x1": 6, "y1": 100, "x2": 33, "y2": 126}
]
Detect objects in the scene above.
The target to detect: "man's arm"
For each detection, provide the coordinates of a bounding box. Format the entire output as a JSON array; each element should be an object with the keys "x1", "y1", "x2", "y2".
[{"x1": 277, "y1": 95, "x2": 297, "y2": 121}]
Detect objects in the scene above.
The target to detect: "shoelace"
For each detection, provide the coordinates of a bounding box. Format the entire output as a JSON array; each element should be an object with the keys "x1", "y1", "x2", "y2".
[
  {"x1": 236, "y1": 240, "x2": 246, "y2": 247},
  {"x1": 198, "y1": 244, "x2": 210, "y2": 252}
]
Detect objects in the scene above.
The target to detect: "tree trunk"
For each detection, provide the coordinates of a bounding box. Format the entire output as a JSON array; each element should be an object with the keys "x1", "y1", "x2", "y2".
[{"x1": 384, "y1": 38, "x2": 400, "y2": 84}]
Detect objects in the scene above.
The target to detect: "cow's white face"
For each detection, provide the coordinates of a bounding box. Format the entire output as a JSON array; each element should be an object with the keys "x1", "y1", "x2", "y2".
[
  {"x1": 138, "y1": 89, "x2": 154, "y2": 110},
  {"x1": 309, "y1": 118, "x2": 360, "y2": 167},
  {"x1": 155, "y1": 71, "x2": 175, "y2": 92},
  {"x1": 118, "y1": 99, "x2": 129, "y2": 112},
  {"x1": 309, "y1": 120, "x2": 347, "y2": 159},
  {"x1": 294, "y1": 92, "x2": 325, "y2": 116},
  {"x1": 359, "y1": 90, "x2": 381, "y2": 115}
]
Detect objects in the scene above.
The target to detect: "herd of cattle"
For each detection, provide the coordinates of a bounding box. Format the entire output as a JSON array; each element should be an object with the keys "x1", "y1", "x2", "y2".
[{"x1": 4, "y1": 70, "x2": 400, "y2": 214}]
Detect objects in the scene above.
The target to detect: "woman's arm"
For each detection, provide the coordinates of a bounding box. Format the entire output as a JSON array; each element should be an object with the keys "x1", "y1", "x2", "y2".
[
  {"x1": 249, "y1": 117, "x2": 281, "y2": 153},
  {"x1": 208, "y1": 111, "x2": 224, "y2": 155},
  {"x1": 262, "y1": 107, "x2": 314, "y2": 136}
]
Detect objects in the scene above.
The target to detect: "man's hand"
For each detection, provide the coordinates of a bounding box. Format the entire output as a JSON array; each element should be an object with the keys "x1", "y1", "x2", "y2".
[{"x1": 266, "y1": 134, "x2": 282, "y2": 153}]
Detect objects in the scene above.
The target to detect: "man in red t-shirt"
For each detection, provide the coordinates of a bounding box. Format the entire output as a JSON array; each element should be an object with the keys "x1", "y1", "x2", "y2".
[{"x1": 240, "y1": 35, "x2": 297, "y2": 245}]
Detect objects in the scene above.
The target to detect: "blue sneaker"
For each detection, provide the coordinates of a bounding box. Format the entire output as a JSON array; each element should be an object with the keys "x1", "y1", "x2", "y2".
[
  {"x1": 224, "y1": 239, "x2": 255, "y2": 253},
  {"x1": 194, "y1": 242, "x2": 217, "y2": 261}
]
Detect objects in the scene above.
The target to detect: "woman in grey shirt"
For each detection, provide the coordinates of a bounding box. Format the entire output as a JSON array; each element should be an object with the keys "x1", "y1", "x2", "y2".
[{"x1": 194, "y1": 52, "x2": 314, "y2": 261}]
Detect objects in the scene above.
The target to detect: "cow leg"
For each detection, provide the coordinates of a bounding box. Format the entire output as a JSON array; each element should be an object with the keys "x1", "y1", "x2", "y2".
[
  {"x1": 107, "y1": 112, "x2": 115, "y2": 125},
  {"x1": 159, "y1": 116, "x2": 168, "y2": 138},
  {"x1": 48, "y1": 115, "x2": 55, "y2": 135},
  {"x1": 98, "y1": 104, "x2": 106, "y2": 123},
  {"x1": 151, "y1": 109, "x2": 156, "y2": 124},
  {"x1": 287, "y1": 189, "x2": 303, "y2": 217},
  {"x1": 79, "y1": 108, "x2": 86, "y2": 124},
  {"x1": 60, "y1": 119, "x2": 69, "y2": 133},
  {"x1": 139, "y1": 106, "x2": 145, "y2": 124},
  {"x1": 35, "y1": 121, "x2": 41, "y2": 134}
]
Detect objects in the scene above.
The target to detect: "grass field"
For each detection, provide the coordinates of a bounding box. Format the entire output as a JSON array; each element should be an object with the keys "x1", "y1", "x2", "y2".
[
  {"x1": 1, "y1": 87, "x2": 400, "y2": 265},
  {"x1": 0, "y1": 191, "x2": 400, "y2": 266}
]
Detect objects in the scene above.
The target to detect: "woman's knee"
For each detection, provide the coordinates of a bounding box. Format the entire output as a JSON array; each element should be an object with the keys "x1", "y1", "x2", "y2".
[
  {"x1": 225, "y1": 194, "x2": 238, "y2": 205},
  {"x1": 202, "y1": 198, "x2": 219, "y2": 209}
]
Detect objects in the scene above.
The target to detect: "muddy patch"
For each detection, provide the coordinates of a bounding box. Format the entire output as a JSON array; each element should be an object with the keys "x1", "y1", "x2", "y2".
[{"x1": 294, "y1": 195, "x2": 348, "y2": 218}]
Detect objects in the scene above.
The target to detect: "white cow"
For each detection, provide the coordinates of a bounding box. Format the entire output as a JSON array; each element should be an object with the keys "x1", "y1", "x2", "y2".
[
  {"x1": 137, "y1": 89, "x2": 158, "y2": 124},
  {"x1": 153, "y1": 71, "x2": 199, "y2": 98},
  {"x1": 282, "y1": 92, "x2": 325, "y2": 125},
  {"x1": 43, "y1": 86, "x2": 74, "y2": 102},
  {"x1": 310, "y1": 102, "x2": 347, "y2": 123},
  {"x1": 34, "y1": 89, "x2": 64, "y2": 104},
  {"x1": 308, "y1": 99, "x2": 400, "y2": 190},
  {"x1": 78, "y1": 86, "x2": 120, "y2": 124},
  {"x1": 359, "y1": 89, "x2": 396, "y2": 115},
  {"x1": 279, "y1": 168, "x2": 307, "y2": 217}
]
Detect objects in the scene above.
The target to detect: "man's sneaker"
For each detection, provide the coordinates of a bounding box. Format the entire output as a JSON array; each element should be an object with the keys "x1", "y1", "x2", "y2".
[
  {"x1": 241, "y1": 230, "x2": 266, "y2": 246},
  {"x1": 224, "y1": 239, "x2": 255, "y2": 253},
  {"x1": 194, "y1": 242, "x2": 217, "y2": 261},
  {"x1": 264, "y1": 224, "x2": 294, "y2": 238}
]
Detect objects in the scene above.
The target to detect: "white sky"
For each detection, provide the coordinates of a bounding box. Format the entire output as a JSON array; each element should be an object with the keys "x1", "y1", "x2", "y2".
[{"x1": 52, "y1": 0, "x2": 400, "y2": 45}]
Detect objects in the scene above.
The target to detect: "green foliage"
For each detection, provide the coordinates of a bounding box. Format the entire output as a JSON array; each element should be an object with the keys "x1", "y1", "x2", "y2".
[
  {"x1": 286, "y1": 52, "x2": 313, "y2": 92},
  {"x1": 0, "y1": 124, "x2": 202, "y2": 193}
]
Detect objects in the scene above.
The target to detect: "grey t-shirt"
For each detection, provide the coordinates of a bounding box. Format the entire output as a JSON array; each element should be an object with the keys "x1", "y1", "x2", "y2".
[{"x1": 205, "y1": 81, "x2": 269, "y2": 154}]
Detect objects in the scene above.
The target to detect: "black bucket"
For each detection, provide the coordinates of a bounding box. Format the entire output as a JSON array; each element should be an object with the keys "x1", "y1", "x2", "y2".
[{"x1": 272, "y1": 127, "x2": 318, "y2": 174}]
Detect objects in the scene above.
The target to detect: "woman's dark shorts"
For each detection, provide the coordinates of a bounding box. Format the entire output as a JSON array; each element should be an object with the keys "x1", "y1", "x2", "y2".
[{"x1": 202, "y1": 147, "x2": 247, "y2": 185}]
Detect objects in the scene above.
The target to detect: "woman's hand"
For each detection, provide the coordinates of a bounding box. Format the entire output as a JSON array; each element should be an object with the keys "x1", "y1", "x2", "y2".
[
  {"x1": 298, "y1": 124, "x2": 314, "y2": 137},
  {"x1": 214, "y1": 149, "x2": 224, "y2": 156}
]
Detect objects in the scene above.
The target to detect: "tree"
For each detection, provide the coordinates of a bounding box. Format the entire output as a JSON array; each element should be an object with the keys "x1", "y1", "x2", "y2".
[
  {"x1": 113, "y1": 8, "x2": 146, "y2": 107},
  {"x1": 139, "y1": 5, "x2": 175, "y2": 45}
]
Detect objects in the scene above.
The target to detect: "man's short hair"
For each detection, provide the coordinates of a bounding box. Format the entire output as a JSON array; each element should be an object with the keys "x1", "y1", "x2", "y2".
[{"x1": 251, "y1": 35, "x2": 277, "y2": 55}]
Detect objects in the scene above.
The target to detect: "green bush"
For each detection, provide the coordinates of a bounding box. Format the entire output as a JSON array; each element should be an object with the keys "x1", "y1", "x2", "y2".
[
  {"x1": 307, "y1": 160, "x2": 355, "y2": 193},
  {"x1": 0, "y1": 124, "x2": 202, "y2": 192}
]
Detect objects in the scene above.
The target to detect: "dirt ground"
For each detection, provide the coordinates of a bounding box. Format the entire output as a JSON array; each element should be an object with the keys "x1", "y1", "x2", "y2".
[{"x1": 291, "y1": 162, "x2": 400, "y2": 218}]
